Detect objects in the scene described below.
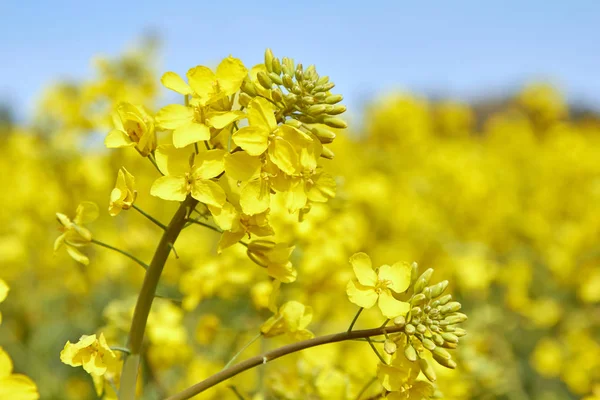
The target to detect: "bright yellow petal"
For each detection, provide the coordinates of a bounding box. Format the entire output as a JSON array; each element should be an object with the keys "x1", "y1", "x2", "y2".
[
  {"x1": 0, "y1": 279, "x2": 8, "y2": 304},
  {"x1": 161, "y1": 71, "x2": 193, "y2": 95},
  {"x1": 240, "y1": 179, "x2": 270, "y2": 215},
  {"x1": 268, "y1": 137, "x2": 299, "y2": 175},
  {"x1": 217, "y1": 231, "x2": 245, "y2": 253},
  {"x1": 154, "y1": 145, "x2": 191, "y2": 176},
  {"x1": 0, "y1": 346, "x2": 13, "y2": 378},
  {"x1": 155, "y1": 104, "x2": 194, "y2": 130},
  {"x1": 172, "y1": 121, "x2": 210, "y2": 148},
  {"x1": 191, "y1": 180, "x2": 226, "y2": 207},
  {"x1": 66, "y1": 246, "x2": 89, "y2": 265},
  {"x1": 307, "y1": 172, "x2": 336, "y2": 202},
  {"x1": 105, "y1": 129, "x2": 135, "y2": 148},
  {"x1": 232, "y1": 126, "x2": 269, "y2": 156},
  {"x1": 150, "y1": 175, "x2": 188, "y2": 201},
  {"x1": 349, "y1": 253, "x2": 377, "y2": 286},
  {"x1": 216, "y1": 56, "x2": 248, "y2": 96},
  {"x1": 379, "y1": 262, "x2": 412, "y2": 293},
  {"x1": 346, "y1": 280, "x2": 378, "y2": 309},
  {"x1": 248, "y1": 97, "x2": 277, "y2": 132},
  {"x1": 267, "y1": 262, "x2": 297, "y2": 283},
  {"x1": 192, "y1": 149, "x2": 226, "y2": 179},
  {"x1": 377, "y1": 290, "x2": 410, "y2": 319},
  {"x1": 207, "y1": 110, "x2": 245, "y2": 130},
  {"x1": 187, "y1": 66, "x2": 216, "y2": 103},
  {"x1": 224, "y1": 152, "x2": 261, "y2": 182},
  {"x1": 209, "y1": 202, "x2": 238, "y2": 231},
  {"x1": 282, "y1": 180, "x2": 307, "y2": 213},
  {"x1": 0, "y1": 374, "x2": 39, "y2": 400}
]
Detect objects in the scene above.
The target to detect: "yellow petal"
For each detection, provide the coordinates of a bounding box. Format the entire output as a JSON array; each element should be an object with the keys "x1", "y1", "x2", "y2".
[
  {"x1": 377, "y1": 290, "x2": 410, "y2": 319},
  {"x1": 0, "y1": 346, "x2": 13, "y2": 378},
  {"x1": 0, "y1": 374, "x2": 39, "y2": 400},
  {"x1": 192, "y1": 149, "x2": 226, "y2": 179},
  {"x1": 307, "y1": 172, "x2": 336, "y2": 202},
  {"x1": 155, "y1": 104, "x2": 194, "y2": 130},
  {"x1": 217, "y1": 231, "x2": 245, "y2": 253},
  {"x1": 105, "y1": 129, "x2": 134, "y2": 148},
  {"x1": 0, "y1": 279, "x2": 8, "y2": 304},
  {"x1": 187, "y1": 66, "x2": 216, "y2": 104},
  {"x1": 268, "y1": 137, "x2": 299, "y2": 175},
  {"x1": 150, "y1": 175, "x2": 188, "y2": 201},
  {"x1": 173, "y1": 121, "x2": 210, "y2": 148},
  {"x1": 232, "y1": 126, "x2": 269, "y2": 156},
  {"x1": 346, "y1": 280, "x2": 378, "y2": 309},
  {"x1": 161, "y1": 71, "x2": 193, "y2": 95},
  {"x1": 267, "y1": 262, "x2": 297, "y2": 283},
  {"x1": 349, "y1": 253, "x2": 377, "y2": 286},
  {"x1": 207, "y1": 110, "x2": 245, "y2": 130},
  {"x1": 75, "y1": 202, "x2": 99, "y2": 224},
  {"x1": 379, "y1": 262, "x2": 412, "y2": 293},
  {"x1": 224, "y1": 152, "x2": 261, "y2": 182},
  {"x1": 66, "y1": 246, "x2": 89, "y2": 265},
  {"x1": 283, "y1": 180, "x2": 308, "y2": 213},
  {"x1": 191, "y1": 180, "x2": 226, "y2": 207},
  {"x1": 240, "y1": 180, "x2": 270, "y2": 215},
  {"x1": 209, "y1": 202, "x2": 238, "y2": 231},
  {"x1": 216, "y1": 56, "x2": 248, "y2": 96},
  {"x1": 248, "y1": 97, "x2": 277, "y2": 132},
  {"x1": 154, "y1": 145, "x2": 191, "y2": 176}
]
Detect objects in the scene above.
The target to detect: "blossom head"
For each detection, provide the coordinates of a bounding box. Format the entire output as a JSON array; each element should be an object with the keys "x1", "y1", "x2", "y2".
[
  {"x1": 109, "y1": 167, "x2": 137, "y2": 216},
  {"x1": 54, "y1": 202, "x2": 99, "y2": 265},
  {"x1": 105, "y1": 102, "x2": 156, "y2": 156},
  {"x1": 60, "y1": 333, "x2": 119, "y2": 376}
]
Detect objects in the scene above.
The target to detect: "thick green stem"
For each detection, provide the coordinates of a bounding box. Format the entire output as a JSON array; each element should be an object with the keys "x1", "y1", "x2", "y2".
[
  {"x1": 119, "y1": 196, "x2": 198, "y2": 400},
  {"x1": 165, "y1": 324, "x2": 405, "y2": 400}
]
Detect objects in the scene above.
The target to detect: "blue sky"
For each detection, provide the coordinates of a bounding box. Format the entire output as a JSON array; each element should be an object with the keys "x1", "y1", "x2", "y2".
[{"x1": 1, "y1": 0, "x2": 598, "y2": 120}]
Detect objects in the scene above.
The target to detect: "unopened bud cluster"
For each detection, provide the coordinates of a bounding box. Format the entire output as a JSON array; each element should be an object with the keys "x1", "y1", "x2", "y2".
[
  {"x1": 385, "y1": 266, "x2": 467, "y2": 382},
  {"x1": 240, "y1": 48, "x2": 348, "y2": 160}
]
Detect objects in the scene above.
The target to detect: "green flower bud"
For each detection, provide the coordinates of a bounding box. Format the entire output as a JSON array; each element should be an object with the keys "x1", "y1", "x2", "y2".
[
  {"x1": 393, "y1": 315, "x2": 406, "y2": 327},
  {"x1": 271, "y1": 88, "x2": 283, "y2": 103},
  {"x1": 453, "y1": 328, "x2": 467, "y2": 337},
  {"x1": 301, "y1": 96, "x2": 315, "y2": 105},
  {"x1": 411, "y1": 306, "x2": 422, "y2": 316},
  {"x1": 422, "y1": 338, "x2": 436, "y2": 351},
  {"x1": 284, "y1": 93, "x2": 298, "y2": 105},
  {"x1": 433, "y1": 353, "x2": 457, "y2": 369},
  {"x1": 440, "y1": 332, "x2": 459, "y2": 344},
  {"x1": 417, "y1": 324, "x2": 427, "y2": 334},
  {"x1": 405, "y1": 324, "x2": 416, "y2": 335},
  {"x1": 419, "y1": 358, "x2": 437, "y2": 382},
  {"x1": 410, "y1": 262, "x2": 420, "y2": 287},
  {"x1": 291, "y1": 84, "x2": 302, "y2": 95},
  {"x1": 310, "y1": 126, "x2": 336, "y2": 144},
  {"x1": 294, "y1": 63, "x2": 304, "y2": 81},
  {"x1": 272, "y1": 57, "x2": 282, "y2": 75},
  {"x1": 284, "y1": 119, "x2": 303, "y2": 128},
  {"x1": 241, "y1": 79, "x2": 257, "y2": 96},
  {"x1": 264, "y1": 48, "x2": 274, "y2": 73},
  {"x1": 440, "y1": 302, "x2": 462, "y2": 314},
  {"x1": 384, "y1": 339, "x2": 397, "y2": 355},
  {"x1": 268, "y1": 72, "x2": 283, "y2": 86},
  {"x1": 282, "y1": 57, "x2": 294, "y2": 76},
  {"x1": 432, "y1": 347, "x2": 451, "y2": 360},
  {"x1": 404, "y1": 342, "x2": 417, "y2": 362},
  {"x1": 322, "y1": 117, "x2": 347, "y2": 129},
  {"x1": 282, "y1": 74, "x2": 294, "y2": 89},
  {"x1": 437, "y1": 294, "x2": 452, "y2": 306},
  {"x1": 308, "y1": 104, "x2": 328, "y2": 116},
  {"x1": 411, "y1": 293, "x2": 426, "y2": 305},
  {"x1": 316, "y1": 75, "x2": 329, "y2": 86},
  {"x1": 411, "y1": 317, "x2": 421, "y2": 325},
  {"x1": 304, "y1": 81, "x2": 315, "y2": 92},
  {"x1": 257, "y1": 71, "x2": 273, "y2": 90},
  {"x1": 432, "y1": 334, "x2": 445, "y2": 346},
  {"x1": 325, "y1": 94, "x2": 343, "y2": 104},
  {"x1": 429, "y1": 280, "x2": 449, "y2": 298},
  {"x1": 314, "y1": 82, "x2": 335, "y2": 92},
  {"x1": 305, "y1": 64, "x2": 317, "y2": 80},
  {"x1": 325, "y1": 105, "x2": 346, "y2": 115},
  {"x1": 314, "y1": 92, "x2": 327, "y2": 101},
  {"x1": 321, "y1": 146, "x2": 334, "y2": 159},
  {"x1": 414, "y1": 268, "x2": 434, "y2": 294},
  {"x1": 239, "y1": 92, "x2": 252, "y2": 107},
  {"x1": 442, "y1": 341, "x2": 458, "y2": 349}
]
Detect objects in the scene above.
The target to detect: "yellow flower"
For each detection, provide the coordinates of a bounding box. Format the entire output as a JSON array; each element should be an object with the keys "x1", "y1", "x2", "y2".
[
  {"x1": 0, "y1": 347, "x2": 39, "y2": 400},
  {"x1": 247, "y1": 240, "x2": 297, "y2": 283},
  {"x1": 108, "y1": 167, "x2": 137, "y2": 216},
  {"x1": 209, "y1": 202, "x2": 274, "y2": 252},
  {"x1": 261, "y1": 301, "x2": 314, "y2": 340},
  {"x1": 232, "y1": 98, "x2": 316, "y2": 176},
  {"x1": 105, "y1": 102, "x2": 156, "y2": 156},
  {"x1": 0, "y1": 279, "x2": 7, "y2": 325},
  {"x1": 60, "y1": 333, "x2": 119, "y2": 376},
  {"x1": 378, "y1": 356, "x2": 434, "y2": 400},
  {"x1": 54, "y1": 202, "x2": 99, "y2": 265},
  {"x1": 150, "y1": 145, "x2": 227, "y2": 207},
  {"x1": 156, "y1": 56, "x2": 247, "y2": 148},
  {"x1": 346, "y1": 253, "x2": 411, "y2": 319}
]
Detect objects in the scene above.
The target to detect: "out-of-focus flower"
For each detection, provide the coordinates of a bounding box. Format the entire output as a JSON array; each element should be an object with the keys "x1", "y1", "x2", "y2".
[
  {"x1": 54, "y1": 202, "x2": 99, "y2": 265},
  {"x1": 108, "y1": 167, "x2": 137, "y2": 216},
  {"x1": 261, "y1": 300, "x2": 314, "y2": 340},
  {"x1": 60, "y1": 333, "x2": 119, "y2": 376},
  {"x1": 247, "y1": 240, "x2": 297, "y2": 283},
  {"x1": 0, "y1": 347, "x2": 39, "y2": 400},
  {"x1": 105, "y1": 102, "x2": 156, "y2": 156}
]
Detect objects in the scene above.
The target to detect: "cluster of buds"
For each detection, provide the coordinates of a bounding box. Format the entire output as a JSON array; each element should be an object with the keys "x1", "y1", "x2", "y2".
[
  {"x1": 240, "y1": 49, "x2": 347, "y2": 160},
  {"x1": 384, "y1": 267, "x2": 467, "y2": 382}
]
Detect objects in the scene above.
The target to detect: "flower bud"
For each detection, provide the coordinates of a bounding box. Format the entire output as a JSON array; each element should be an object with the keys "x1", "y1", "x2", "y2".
[
  {"x1": 321, "y1": 146, "x2": 334, "y2": 159},
  {"x1": 268, "y1": 72, "x2": 283, "y2": 86},
  {"x1": 314, "y1": 82, "x2": 335, "y2": 92},
  {"x1": 325, "y1": 94, "x2": 343, "y2": 104},
  {"x1": 442, "y1": 341, "x2": 458, "y2": 349},
  {"x1": 271, "y1": 88, "x2": 283, "y2": 103},
  {"x1": 405, "y1": 324, "x2": 416, "y2": 335},
  {"x1": 414, "y1": 268, "x2": 434, "y2": 294},
  {"x1": 440, "y1": 332, "x2": 459, "y2": 344},
  {"x1": 282, "y1": 74, "x2": 294, "y2": 89},
  {"x1": 433, "y1": 353, "x2": 457, "y2": 369},
  {"x1": 437, "y1": 294, "x2": 452, "y2": 305},
  {"x1": 325, "y1": 105, "x2": 346, "y2": 115},
  {"x1": 316, "y1": 75, "x2": 329, "y2": 86},
  {"x1": 282, "y1": 57, "x2": 294, "y2": 76},
  {"x1": 239, "y1": 92, "x2": 252, "y2": 107},
  {"x1": 419, "y1": 358, "x2": 436, "y2": 382},
  {"x1": 393, "y1": 315, "x2": 406, "y2": 327},
  {"x1": 264, "y1": 48, "x2": 274, "y2": 73},
  {"x1": 384, "y1": 339, "x2": 397, "y2": 355},
  {"x1": 432, "y1": 333, "x2": 444, "y2": 346},
  {"x1": 310, "y1": 126, "x2": 336, "y2": 144},
  {"x1": 417, "y1": 324, "x2": 427, "y2": 334},
  {"x1": 241, "y1": 79, "x2": 257, "y2": 96},
  {"x1": 272, "y1": 57, "x2": 282, "y2": 75},
  {"x1": 404, "y1": 343, "x2": 417, "y2": 362},
  {"x1": 291, "y1": 84, "x2": 302, "y2": 95},
  {"x1": 308, "y1": 104, "x2": 328, "y2": 116},
  {"x1": 285, "y1": 119, "x2": 303, "y2": 128},
  {"x1": 440, "y1": 302, "x2": 462, "y2": 314},
  {"x1": 313, "y1": 92, "x2": 327, "y2": 101},
  {"x1": 422, "y1": 338, "x2": 436, "y2": 351},
  {"x1": 410, "y1": 262, "x2": 419, "y2": 286},
  {"x1": 453, "y1": 328, "x2": 467, "y2": 337},
  {"x1": 295, "y1": 64, "x2": 304, "y2": 81},
  {"x1": 432, "y1": 346, "x2": 451, "y2": 360},
  {"x1": 257, "y1": 71, "x2": 273, "y2": 90},
  {"x1": 411, "y1": 293, "x2": 426, "y2": 305},
  {"x1": 322, "y1": 117, "x2": 347, "y2": 129},
  {"x1": 429, "y1": 281, "x2": 449, "y2": 298}
]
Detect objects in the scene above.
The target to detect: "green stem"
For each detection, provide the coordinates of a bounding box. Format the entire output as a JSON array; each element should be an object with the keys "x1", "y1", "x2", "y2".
[
  {"x1": 148, "y1": 154, "x2": 163, "y2": 175},
  {"x1": 355, "y1": 376, "x2": 377, "y2": 400},
  {"x1": 347, "y1": 307, "x2": 363, "y2": 332},
  {"x1": 186, "y1": 218, "x2": 222, "y2": 234},
  {"x1": 223, "y1": 333, "x2": 262, "y2": 370},
  {"x1": 110, "y1": 346, "x2": 131, "y2": 355},
  {"x1": 366, "y1": 337, "x2": 387, "y2": 365},
  {"x1": 90, "y1": 239, "x2": 149, "y2": 270},
  {"x1": 165, "y1": 324, "x2": 405, "y2": 400},
  {"x1": 119, "y1": 196, "x2": 198, "y2": 400},
  {"x1": 132, "y1": 204, "x2": 167, "y2": 230}
]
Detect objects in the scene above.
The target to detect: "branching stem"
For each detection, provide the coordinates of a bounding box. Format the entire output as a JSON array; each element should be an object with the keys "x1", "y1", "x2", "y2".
[{"x1": 90, "y1": 239, "x2": 149, "y2": 270}]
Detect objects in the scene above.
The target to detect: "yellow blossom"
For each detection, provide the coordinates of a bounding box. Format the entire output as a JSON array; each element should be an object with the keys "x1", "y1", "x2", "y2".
[
  {"x1": 108, "y1": 167, "x2": 137, "y2": 216},
  {"x1": 209, "y1": 201, "x2": 274, "y2": 252},
  {"x1": 247, "y1": 240, "x2": 297, "y2": 283},
  {"x1": 261, "y1": 300, "x2": 314, "y2": 340},
  {"x1": 378, "y1": 356, "x2": 434, "y2": 399},
  {"x1": 0, "y1": 347, "x2": 39, "y2": 400},
  {"x1": 150, "y1": 145, "x2": 226, "y2": 207},
  {"x1": 54, "y1": 201, "x2": 99, "y2": 265},
  {"x1": 60, "y1": 333, "x2": 119, "y2": 376},
  {"x1": 346, "y1": 253, "x2": 411, "y2": 319},
  {"x1": 105, "y1": 102, "x2": 156, "y2": 156}
]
